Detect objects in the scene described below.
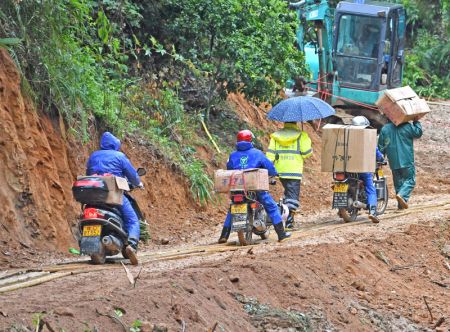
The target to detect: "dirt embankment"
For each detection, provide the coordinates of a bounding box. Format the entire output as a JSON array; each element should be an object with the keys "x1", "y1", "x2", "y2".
[
  {"x1": 0, "y1": 49, "x2": 222, "y2": 265},
  {"x1": 0, "y1": 49, "x2": 79, "y2": 253}
]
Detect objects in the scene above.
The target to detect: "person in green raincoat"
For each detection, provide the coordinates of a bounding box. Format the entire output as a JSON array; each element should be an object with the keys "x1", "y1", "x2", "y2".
[
  {"x1": 378, "y1": 118, "x2": 423, "y2": 209},
  {"x1": 266, "y1": 122, "x2": 313, "y2": 228}
]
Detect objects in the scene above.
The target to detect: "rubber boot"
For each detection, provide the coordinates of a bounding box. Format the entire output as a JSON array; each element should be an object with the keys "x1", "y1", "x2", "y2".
[
  {"x1": 368, "y1": 206, "x2": 380, "y2": 224},
  {"x1": 125, "y1": 239, "x2": 139, "y2": 266},
  {"x1": 218, "y1": 227, "x2": 231, "y2": 244},
  {"x1": 396, "y1": 195, "x2": 408, "y2": 209},
  {"x1": 273, "y1": 222, "x2": 291, "y2": 242},
  {"x1": 285, "y1": 211, "x2": 295, "y2": 229}
]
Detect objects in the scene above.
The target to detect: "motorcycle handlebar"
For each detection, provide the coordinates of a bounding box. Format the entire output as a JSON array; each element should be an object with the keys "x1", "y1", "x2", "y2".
[
  {"x1": 128, "y1": 183, "x2": 145, "y2": 191},
  {"x1": 269, "y1": 176, "x2": 277, "y2": 185}
]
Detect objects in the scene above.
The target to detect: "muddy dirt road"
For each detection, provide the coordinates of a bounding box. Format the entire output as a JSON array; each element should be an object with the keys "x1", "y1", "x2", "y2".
[
  {"x1": 0, "y1": 103, "x2": 449, "y2": 332},
  {"x1": 0, "y1": 193, "x2": 449, "y2": 332}
]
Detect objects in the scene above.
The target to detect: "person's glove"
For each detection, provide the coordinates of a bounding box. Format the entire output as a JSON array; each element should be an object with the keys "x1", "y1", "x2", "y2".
[{"x1": 137, "y1": 182, "x2": 145, "y2": 189}]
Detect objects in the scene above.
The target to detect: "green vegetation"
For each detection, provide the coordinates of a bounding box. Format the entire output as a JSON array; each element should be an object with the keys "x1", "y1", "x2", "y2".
[
  {"x1": 0, "y1": 0, "x2": 303, "y2": 204},
  {"x1": 234, "y1": 293, "x2": 313, "y2": 331},
  {"x1": 152, "y1": 0, "x2": 305, "y2": 108},
  {"x1": 0, "y1": 0, "x2": 447, "y2": 204},
  {"x1": 395, "y1": 0, "x2": 450, "y2": 98}
]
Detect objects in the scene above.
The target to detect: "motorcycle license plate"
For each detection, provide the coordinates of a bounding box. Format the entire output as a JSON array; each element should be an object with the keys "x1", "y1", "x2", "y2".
[
  {"x1": 377, "y1": 169, "x2": 384, "y2": 177},
  {"x1": 82, "y1": 225, "x2": 101, "y2": 237},
  {"x1": 232, "y1": 214, "x2": 247, "y2": 230},
  {"x1": 333, "y1": 183, "x2": 348, "y2": 193},
  {"x1": 231, "y1": 204, "x2": 247, "y2": 214}
]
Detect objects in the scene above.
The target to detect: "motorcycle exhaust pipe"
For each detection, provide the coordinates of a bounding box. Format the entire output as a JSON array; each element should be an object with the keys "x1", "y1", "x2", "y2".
[
  {"x1": 353, "y1": 201, "x2": 367, "y2": 209},
  {"x1": 102, "y1": 235, "x2": 123, "y2": 254}
]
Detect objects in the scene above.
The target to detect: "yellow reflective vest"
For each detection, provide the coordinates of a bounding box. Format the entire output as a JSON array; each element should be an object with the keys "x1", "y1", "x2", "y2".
[{"x1": 266, "y1": 123, "x2": 312, "y2": 180}]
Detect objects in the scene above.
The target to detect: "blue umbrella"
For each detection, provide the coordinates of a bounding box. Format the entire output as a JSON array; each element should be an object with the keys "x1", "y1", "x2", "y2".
[{"x1": 267, "y1": 96, "x2": 335, "y2": 122}]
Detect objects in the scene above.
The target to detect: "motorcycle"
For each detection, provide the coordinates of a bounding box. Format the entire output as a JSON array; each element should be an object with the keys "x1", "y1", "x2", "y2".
[
  {"x1": 229, "y1": 178, "x2": 288, "y2": 246},
  {"x1": 72, "y1": 168, "x2": 146, "y2": 264},
  {"x1": 332, "y1": 162, "x2": 388, "y2": 222}
]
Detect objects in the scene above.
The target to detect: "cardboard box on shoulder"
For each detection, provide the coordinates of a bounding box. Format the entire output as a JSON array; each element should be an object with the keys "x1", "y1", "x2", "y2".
[
  {"x1": 73, "y1": 175, "x2": 130, "y2": 205},
  {"x1": 214, "y1": 168, "x2": 269, "y2": 193},
  {"x1": 321, "y1": 124, "x2": 377, "y2": 173},
  {"x1": 376, "y1": 86, "x2": 431, "y2": 126}
]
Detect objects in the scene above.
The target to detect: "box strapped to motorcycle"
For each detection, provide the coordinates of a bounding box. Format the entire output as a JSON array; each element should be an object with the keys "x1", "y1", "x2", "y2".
[
  {"x1": 321, "y1": 124, "x2": 377, "y2": 173},
  {"x1": 321, "y1": 124, "x2": 377, "y2": 209},
  {"x1": 72, "y1": 175, "x2": 130, "y2": 205},
  {"x1": 213, "y1": 168, "x2": 269, "y2": 193}
]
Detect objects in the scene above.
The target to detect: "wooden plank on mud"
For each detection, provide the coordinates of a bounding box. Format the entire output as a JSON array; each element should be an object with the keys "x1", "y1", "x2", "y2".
[
  {"x1": 0, "y1": 271, "x2": 50, "y2": 288},
  {"x1": 0, "y1": 271, "x2": 72, "y2": 293}
]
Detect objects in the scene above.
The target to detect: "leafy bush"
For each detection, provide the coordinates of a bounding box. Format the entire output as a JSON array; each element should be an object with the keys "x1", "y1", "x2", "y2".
[
  {"x1": 140, "y1": 0, "x2": 306, "y2": 108},
  {"x1": 182, "y1": 160, "x2": 214, "y2": 205},
  {"x1": 388, "y1": 0, "x2": 450, "y2": 98},
  {"x1": 403, "y1": 31, "x2": 450, "y2": 98},
  {"x1": 0, "y1": 0, "x2": 140, "y2": 137}
]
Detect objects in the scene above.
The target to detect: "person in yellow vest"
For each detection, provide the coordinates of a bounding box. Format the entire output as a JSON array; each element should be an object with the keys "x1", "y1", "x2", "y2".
[{"x1": 266, "y1": 122, "x2": 313, "y2": 228}]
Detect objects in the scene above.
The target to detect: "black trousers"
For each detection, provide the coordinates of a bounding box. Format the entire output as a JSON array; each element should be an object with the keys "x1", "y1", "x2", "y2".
[{"x1": 280, "y1": 178, "x2": 301, "y2": 211}]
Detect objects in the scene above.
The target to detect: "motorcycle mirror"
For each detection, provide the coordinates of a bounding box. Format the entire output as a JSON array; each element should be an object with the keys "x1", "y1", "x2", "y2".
[{"x1": 137, "y1": 168, "x2": 146, "y2": 176}]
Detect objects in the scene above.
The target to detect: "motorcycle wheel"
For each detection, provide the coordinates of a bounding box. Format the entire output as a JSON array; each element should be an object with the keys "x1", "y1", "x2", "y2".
[
  {"x1": 338, "y1": 207, "x2": 358, "y2": 222},
  {"x1": 238, "y1": 229, "x2": 253, "y2": 246},
  {"x1": 90, "y1": 252, "x2": 106, "y2": 265},
  {"x1": 376, "y1": 180, "x2": 389, "y2": 215}
]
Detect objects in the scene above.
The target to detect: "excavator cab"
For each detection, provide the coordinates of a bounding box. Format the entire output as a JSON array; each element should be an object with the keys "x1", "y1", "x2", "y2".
[{"x1": 332, "y1": 1, "x2": 406, "y2": 105}]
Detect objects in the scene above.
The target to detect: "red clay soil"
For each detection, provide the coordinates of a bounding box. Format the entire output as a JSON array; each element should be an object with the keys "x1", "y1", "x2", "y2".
[
  {"x1": 0, "y1": 206, "x2": 448, "y2": 331},
  {"x1": 0, "y1": 49, "x2": 78, "y2": 253},
  {"x1": 1, "y1": 47, "x2": 450, "y2": 332},
  {"x1": 0, "y1": 48, "x2": 222, "y2": 267}
]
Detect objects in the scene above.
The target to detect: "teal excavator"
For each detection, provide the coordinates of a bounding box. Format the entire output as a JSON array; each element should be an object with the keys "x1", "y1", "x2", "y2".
[{"x1": 287, "y1": 0, "x2": 406, "y2": 126}]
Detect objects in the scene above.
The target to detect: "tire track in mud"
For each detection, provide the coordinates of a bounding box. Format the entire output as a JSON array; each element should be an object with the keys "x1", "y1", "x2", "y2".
[{"x1": 1, "y1": 199, "x2": 449, "y2": 294}]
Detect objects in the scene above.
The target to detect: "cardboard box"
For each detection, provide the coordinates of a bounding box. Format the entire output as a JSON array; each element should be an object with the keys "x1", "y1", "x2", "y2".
[
  {"x1": 376, "y1": 86, "x2": 431, "y2": 126},
  {"x1": 73, "y1": 175, "x2": 130, "y2": 205},
  {"x1": 321, "y1": 124, "x2": 377, "y2": 173},
  {"x1": 214, "y1": 168, "x2": 269, "y2": 193}
]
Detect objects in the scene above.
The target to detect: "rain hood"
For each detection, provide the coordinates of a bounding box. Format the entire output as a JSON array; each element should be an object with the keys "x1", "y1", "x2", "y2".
[
  {"x1": 270, "y1": 123, "x2": 301, "y2": 145},
  {"x1": 100, "y1": 132, "x2": 121, "y2": 151}
]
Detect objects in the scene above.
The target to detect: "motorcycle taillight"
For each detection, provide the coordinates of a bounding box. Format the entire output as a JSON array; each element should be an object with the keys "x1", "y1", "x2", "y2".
[
  {"x1": 334, "y1": 172, "x2": 346, "y2": 181},
  {"x1": 83, "y1": 208, "x2": 104, "y2": 219},
  {"x1": 73, "y1": 179, "x2": 103, "y2": 188},
  {"x1": 231, "y1": 194, "x2": 244, "y2": 203}
]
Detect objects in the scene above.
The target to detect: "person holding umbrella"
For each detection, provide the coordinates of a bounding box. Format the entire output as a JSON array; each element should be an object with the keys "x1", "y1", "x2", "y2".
[
  {"x1": 266, "y1": 96, "x2": 336, "y2": 229},
  {"x1": 266, "y1": 122, "x2": 312, "y2": 228}
]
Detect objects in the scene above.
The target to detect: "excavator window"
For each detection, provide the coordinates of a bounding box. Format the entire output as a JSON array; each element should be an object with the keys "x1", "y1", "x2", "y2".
[
  {"x1": 336, "y1": 15, "x2": 381, "y2": 58},
  {"x1": 335, "y1": 14, "x2": 383, "y2": 90}
]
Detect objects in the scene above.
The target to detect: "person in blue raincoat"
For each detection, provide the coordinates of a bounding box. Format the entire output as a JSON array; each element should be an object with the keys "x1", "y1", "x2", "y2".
[
  {"x1": 351, "y1": 116, "x2": 384, "y2": 223},
  {"x1": 218, "y1": 130, "x2": 291, "y2": 243},
  {"x1": 86, "y1": 132, "x2": 143, "y2": 264}
]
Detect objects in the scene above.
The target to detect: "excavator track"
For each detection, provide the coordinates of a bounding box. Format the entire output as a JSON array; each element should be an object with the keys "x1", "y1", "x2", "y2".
[{"x1": 1, "y1": 199, "x2": 449, "y2": 294}]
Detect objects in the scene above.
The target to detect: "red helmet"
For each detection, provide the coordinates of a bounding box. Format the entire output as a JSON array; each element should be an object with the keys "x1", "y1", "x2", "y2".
[{"x1": 237, "y1": 130, "x2": 254, "y2": 142}]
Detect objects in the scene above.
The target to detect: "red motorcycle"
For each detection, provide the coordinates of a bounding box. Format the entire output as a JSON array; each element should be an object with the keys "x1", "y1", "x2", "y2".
[{"x1": 72, "y1": 168, "x2": 146, "y2": 264}]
